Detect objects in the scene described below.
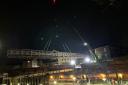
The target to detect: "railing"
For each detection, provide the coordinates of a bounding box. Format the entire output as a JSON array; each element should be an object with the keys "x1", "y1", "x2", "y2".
[{"x1": 7, "y1": 49, "x2": 86, "y2": 58}]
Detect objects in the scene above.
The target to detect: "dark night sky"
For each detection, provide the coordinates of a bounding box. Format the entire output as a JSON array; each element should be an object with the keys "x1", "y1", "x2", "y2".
[{"x1": 0, "y1": 0, "x2": 128, "y2": 53}]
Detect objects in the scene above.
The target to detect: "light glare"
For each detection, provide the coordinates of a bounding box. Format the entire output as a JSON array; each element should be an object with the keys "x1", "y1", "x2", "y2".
[
  {"x1": 27, "y1": 83, "x2": 29, "y2": 85},
  {"x1": 73, "y1": 77, "x2": 76, "y2": 81},
  {"x1": 17, "y1": 83, "x2": 20, "y2": 85},
  {"x1": 53, "y1": 81, "x2": 57, "y2": 84},
  {"x1": 84, "y1": 42, "x2": 88, "y2": 46},
  {"x1": 70, "y1": 60, "x2": 75, "y2": 65},
  {"x1": 85, "y1": 57, "x2": 91, "y2": 63},
  {"x1": 102, "y1": 78, "x2": 106, "y2": 81}
]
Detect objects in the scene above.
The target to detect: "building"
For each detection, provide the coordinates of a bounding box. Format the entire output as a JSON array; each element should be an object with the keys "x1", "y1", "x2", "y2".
[
  {"x1": 94, "y1": 45, "x2": 111, "y2": 61},
  {"x1": 1, "y1": 48, "x2": 128, "y2": 85}
]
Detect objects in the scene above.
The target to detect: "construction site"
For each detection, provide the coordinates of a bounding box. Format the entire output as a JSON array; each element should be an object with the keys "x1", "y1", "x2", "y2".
[{"x1": 0, "y1": 48, "x2": 128, "y2": 85}]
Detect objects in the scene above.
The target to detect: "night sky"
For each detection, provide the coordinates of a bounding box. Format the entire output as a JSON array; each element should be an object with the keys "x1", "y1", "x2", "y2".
[{"x1": 0, "y1": 0, "x2": 128, "y2": 53}]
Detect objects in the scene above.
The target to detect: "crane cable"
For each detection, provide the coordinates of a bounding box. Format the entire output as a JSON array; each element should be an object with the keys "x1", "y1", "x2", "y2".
[{"x1": 73, "y1": 28, "x2": 98, "y2": 61}]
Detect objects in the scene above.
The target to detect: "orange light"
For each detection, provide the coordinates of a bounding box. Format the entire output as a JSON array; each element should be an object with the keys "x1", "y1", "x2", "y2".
[
  {"x1": 83, "y1": 75, "x2": 86, "y2": 79},
  {"x1": 50, "y1": 75, "x2": 54, "y2": 79},
  {"x1": 60, "y1": 75, "x2": 64, "y2": 78},
  {"x1": 100, "y1": 74, "x2": 106, "y2": 78},
  {"x1": 118, "y1": 73, "x2": 123, "y2": 78},
  {"x1": 72, "y1": 77, "x2": 76, "y2": 81},
  {"x1": 102, "y1": 78, "x2": 106, "y2": 81}
]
